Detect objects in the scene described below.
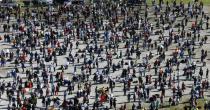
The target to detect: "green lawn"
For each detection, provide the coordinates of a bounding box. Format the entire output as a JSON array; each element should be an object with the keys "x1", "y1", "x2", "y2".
[
  {"x1": 159, "y1": 99, "x2": 207, "y2": 110},
  {"x1": 124, "y1": 98, "x2": 207, "y2": 110},
  {"x1": 146, "y1": 0, "x2": 210, "y2": 5}
]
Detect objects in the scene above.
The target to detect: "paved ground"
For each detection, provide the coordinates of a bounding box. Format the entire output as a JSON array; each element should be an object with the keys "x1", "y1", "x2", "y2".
[{"x1": 0, "y1": 3, "x2": 209, "y2": 110}]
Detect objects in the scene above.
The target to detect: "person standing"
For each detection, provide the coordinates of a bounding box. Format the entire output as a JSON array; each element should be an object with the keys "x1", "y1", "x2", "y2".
[
  {"x1": 109, "y1": 97, "x2": 113, "y2": 109},
  {"x1": 206, "y1": 68, "x2": 209, "y2": 79},
  {"x1": 127, "y1": 93, "x2": 131, "y2": 102},
  {"x1": 113, "y1": 98, "x2": 116, "y2": 109}
]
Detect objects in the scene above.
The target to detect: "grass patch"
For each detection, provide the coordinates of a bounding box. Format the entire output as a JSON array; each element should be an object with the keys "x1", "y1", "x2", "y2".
[
  {"x1": 160, "y1": 99, "x2": 207, "y2": 110},
  {"x1": 146, "y1": 0, "x2": 210, "y2": 5}
]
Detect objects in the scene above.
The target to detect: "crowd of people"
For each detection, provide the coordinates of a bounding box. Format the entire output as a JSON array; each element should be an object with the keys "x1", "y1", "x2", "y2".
[{"x1": 0, "y1": 0, "x2": 210, "y2": 109}]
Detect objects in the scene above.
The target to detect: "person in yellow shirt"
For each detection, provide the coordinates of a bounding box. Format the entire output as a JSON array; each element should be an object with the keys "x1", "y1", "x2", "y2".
[{"x1": 12, "y1": 39, "x2": 16, "y2": 46}]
